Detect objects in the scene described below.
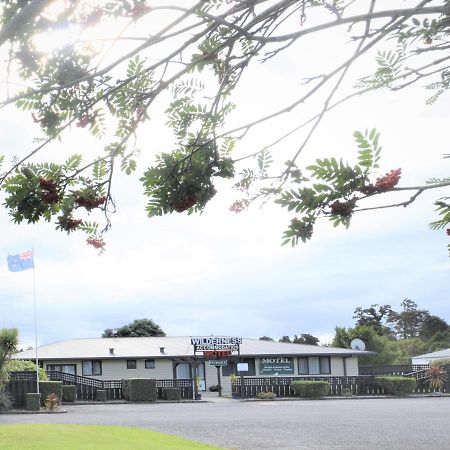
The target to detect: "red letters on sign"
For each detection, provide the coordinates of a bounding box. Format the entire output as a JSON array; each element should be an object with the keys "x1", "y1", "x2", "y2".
[{"x1": 203, "y1": 350, "x2": 232, "y2": 359}]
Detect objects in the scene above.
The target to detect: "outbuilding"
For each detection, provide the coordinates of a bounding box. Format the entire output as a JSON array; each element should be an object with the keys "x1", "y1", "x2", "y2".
[{"x1": 13, "y1": 336, "x2": 371, "y2": 396}]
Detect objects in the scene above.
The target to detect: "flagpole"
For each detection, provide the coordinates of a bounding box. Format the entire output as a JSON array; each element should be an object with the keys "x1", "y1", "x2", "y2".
[{"x1": 32, "y1": 248, "x2": 39, "y2": 396}]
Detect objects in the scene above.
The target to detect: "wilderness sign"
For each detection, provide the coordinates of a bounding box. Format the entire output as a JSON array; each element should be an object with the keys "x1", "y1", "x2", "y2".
[{"x1": 191, "y1": 337, "x2": 242, "y2": 351}]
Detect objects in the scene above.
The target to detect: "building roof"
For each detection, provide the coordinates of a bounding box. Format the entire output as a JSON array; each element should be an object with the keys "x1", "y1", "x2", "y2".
[
  {"x1": 13, "y1": 336, "x2": 373, "y2": 360},
  {"x1": 413, "y1": 348, "x2": 450, "y2": 360}
]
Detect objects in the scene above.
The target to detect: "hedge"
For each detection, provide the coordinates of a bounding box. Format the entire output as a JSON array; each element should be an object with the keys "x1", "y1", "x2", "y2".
[
  {"x1": 376, "y1": 376, "x2": 416, "y2": 396},
  {"x1": 290, "y1": 381, "x2": 329, "y2": 399},
  {"x1": 62, "y1": 385, "x2": 76, "y2": 402},
  {"x1": 122, "y1": 379, "x2": 156, "y2": 402}
]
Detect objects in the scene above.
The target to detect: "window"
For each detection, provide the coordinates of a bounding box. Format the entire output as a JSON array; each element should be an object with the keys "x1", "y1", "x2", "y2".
[
  {"x1": 319, "y1": 357, "x2": 331, "y2": 374},
  {"x1": 297, "y1": 356, "x2": 331, "y2": 375},
  {"x1": 222, "y1": 362, "x2": 236, "y2": 377},
  {"x1": 46, "y1": 364, "x2": 76, "y2": 375},
  {"x1": 298, "y1": 358, "x2": 308, "y2": 375},
  {"x1": 127, "y1": 359, "x2": 137, "y2": 369},
  {"x1": 222, "y1": 359, "x2": 256, "y2": 376},
  {"x1": 145, "y1": 359, "x2": 155, "y2": 369},
  {"x1": 82, "y1": 360, "x2": 102, "y2": 376}
]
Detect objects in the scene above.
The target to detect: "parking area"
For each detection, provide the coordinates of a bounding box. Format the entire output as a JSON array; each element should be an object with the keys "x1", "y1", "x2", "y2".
[{"x1": 1, "y1": 397, "x2": 450, "y2": 449}]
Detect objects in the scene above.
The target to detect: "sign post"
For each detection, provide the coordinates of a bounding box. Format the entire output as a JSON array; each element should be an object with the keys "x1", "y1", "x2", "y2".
[{"x1": 191, "y1": 337, "x2": 241, "y2": 399}]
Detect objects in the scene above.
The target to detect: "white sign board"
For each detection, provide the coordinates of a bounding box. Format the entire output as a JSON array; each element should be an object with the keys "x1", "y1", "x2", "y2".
[{"x1": 237, "y1": 363, "x2": 249, "y2": 372}]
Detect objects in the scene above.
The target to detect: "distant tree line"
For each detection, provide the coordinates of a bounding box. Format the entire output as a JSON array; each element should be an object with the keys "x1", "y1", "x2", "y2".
[{"x1": 332, "y1": 299, "x2": 450, "y2": 365}]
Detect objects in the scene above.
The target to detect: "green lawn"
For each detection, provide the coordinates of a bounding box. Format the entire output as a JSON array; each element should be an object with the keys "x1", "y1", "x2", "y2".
[{"x1": 0, "y1": 424, "x2": 222, "y2": 449}]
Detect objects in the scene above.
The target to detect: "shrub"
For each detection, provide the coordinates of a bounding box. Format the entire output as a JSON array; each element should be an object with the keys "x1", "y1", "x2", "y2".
[
  {"x1": 376, "y1": 376, "x2": 416, "y2": 396},
  {"x1": 0, "y1": 390, "x2": 13, "y2": 410},
  {"x1": 46, "y1": 393, "x2": 58, "y2": 410},
  {"x1": 39, "y1": 381, "x2": 62, "y2": 406},
  {"x1": 208, "y1": 385, "x2": 220, "y2": 392},
  {"x1": 62, "y1": 385, "x2": 76, "y2": 402},
  {"x1": 25, "y1": 393, "x2": 40, "y2": 411},
  {"x1": 256, "y1": 391, "x2": 277, "y2": 400},
  {"x1": 5, "y1": 360, "x2": 48, "y2": 381},
  {"x1": 122, "y1": 379, "x2": 156, "y2": 401},
  {"x1": 291, "y1": 381, "x2": 329, "y2": 399},
  {"x1": 426, "y1": 367, "x2": 446, "y2": 391},
  {"x1": 163, "y1": 387, "x2": 181, "y2": 401}
]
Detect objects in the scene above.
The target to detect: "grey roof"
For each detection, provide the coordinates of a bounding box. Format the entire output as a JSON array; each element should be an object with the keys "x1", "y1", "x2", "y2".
[
  {"x1": 413, "y1": 348, "x2": 450, "y2": 359},
  {"x1": 13, "y1": 336, "x2": 373, "y2": 360}
]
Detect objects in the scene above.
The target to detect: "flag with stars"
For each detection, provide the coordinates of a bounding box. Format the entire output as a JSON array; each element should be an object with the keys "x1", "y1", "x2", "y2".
[{"x1": 7, "y1": 251, "x2": 34, "y2": 272}]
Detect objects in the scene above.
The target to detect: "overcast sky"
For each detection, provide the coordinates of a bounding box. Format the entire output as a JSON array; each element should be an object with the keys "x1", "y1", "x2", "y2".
[{"x1": 0, "y1": 1, "x2": 448, "y2": 349}]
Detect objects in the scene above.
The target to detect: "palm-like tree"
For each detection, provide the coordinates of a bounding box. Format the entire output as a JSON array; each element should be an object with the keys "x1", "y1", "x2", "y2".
[{"x1": 0, "y1": 328, "x2": 19, "y2": 388}]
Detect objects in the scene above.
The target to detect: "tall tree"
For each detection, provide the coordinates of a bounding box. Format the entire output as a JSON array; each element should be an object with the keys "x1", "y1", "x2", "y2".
[
  {"x1": 279, "y1": 336, "x2": 292, "y2": 343},
  {"x1": 353, "y1": 304, "x2": 393, "y2": 336},
  {"x1": 388, "y1": 299, "x2": 429, "y2": 339},
  {"x1": 419, "y1": 315, "x2": 448, "y2": 340},
  {"x1": 102, "y1": 318, "x2": 165, "y2": 338},
  {"x1": 0, "y1": 2, "x2": 449, "y2": 253},
  {"x1": 259, "y1": 336, "x2": 274, "y2": 342},
  {"x1": 293, "y1": 334, "x2": 319, "y2": 346}
]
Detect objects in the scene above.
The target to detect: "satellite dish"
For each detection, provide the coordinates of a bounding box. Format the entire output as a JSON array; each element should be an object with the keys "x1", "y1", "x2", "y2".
[{"x1": 350, "y1": 338, "x2": 366, "y2": 351}]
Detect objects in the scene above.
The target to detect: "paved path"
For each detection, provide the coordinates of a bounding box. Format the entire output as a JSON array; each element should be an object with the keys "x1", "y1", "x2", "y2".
[{"x1": 1, "y1": 397, "x2": 450, "y2": 449}]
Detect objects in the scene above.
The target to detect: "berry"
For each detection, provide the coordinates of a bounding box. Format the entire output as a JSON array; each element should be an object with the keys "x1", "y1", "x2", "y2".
[
  {"x1": 87, "y1": 237, "x2": 105, "y2": 249},
  {"x1": 171, "y1": 195, "x2": 197, "y2": 212},
  {"x1": 375, "y1": 168, "x2": 402, "y2": 190},
  {"x1": 330, "y1": 200, "x2": 356, "y2": 217}
]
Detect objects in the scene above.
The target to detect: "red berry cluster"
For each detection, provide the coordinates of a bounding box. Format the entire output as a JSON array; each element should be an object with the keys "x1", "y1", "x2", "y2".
[
  {"x1": 81, "y1": 10, "x2": 103, "y2": 27},
  {"x1": 130, "y1": 4, "x2": 152, "y2": 20},
  {"x1": 86, "y1": 237, "x2": 105, "y2": 249},
  {"x1": 171, "y1": 195, "x2": 197, "y2": 213},
  {"x1": 446, "y1": 228, "x2": 450, "y2": 236},
  {"x1": 58, "y1": 216, "x2": 82, "y2": 232},
  {"x1": 375, "y1": 168, "x2": 402, "y2": 190},
  {"x1": 330, "y1": 200, "x2": 356, "y2": 217},
  {"x1": 76, "y1": 113, "x2": 93, "y2": 128},
  {"x1": 39, "y1": 178, "x2": 59, "y2": 204},
  {"x1": 76, "y1": 195, "x2": 107, "y2": 210},
  {"x1": 229, "y1": 200, "x2": 246, "y2": 214}
]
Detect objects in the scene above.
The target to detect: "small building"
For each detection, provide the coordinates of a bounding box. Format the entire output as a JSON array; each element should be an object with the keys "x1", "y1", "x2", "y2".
[
  {"x1": 13, "y1": 336, "x2": 371, "y2": 396},
  {"x1": 412, "y1": 348, "x2": 450, "y2": 366}
]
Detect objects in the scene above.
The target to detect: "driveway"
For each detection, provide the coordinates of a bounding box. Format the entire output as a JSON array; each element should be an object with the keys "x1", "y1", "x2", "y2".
[{"x1": 1, "y1": 397, "x2": 449, "y2": 449}]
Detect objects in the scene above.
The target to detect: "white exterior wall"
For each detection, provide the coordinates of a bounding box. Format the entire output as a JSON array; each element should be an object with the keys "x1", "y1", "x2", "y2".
[{"x1": 43, "y1": 358, "x2": 174, "y2": 380}]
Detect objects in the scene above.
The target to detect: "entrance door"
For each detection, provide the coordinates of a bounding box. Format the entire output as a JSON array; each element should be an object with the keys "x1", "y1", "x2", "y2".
[{"x1": 175, "y1": 363, "x2": 206, "y2": 391}]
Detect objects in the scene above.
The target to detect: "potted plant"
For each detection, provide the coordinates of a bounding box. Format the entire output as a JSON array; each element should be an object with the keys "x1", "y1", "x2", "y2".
[
  {"x1": 230, "y1": 374, "x2": 240, "y2": 399},
  {"x1": 194, "y1": 377, "x2": 202, "y2": 400}
]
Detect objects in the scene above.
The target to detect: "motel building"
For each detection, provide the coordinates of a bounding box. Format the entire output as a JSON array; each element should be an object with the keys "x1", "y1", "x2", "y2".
[{"x1": 13, "y1": 336, "x2": 371, "y2": 397}]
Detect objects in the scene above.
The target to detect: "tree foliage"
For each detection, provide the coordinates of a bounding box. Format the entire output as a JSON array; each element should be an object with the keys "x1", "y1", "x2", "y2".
[
  {"x1": 102, "y1": 318, "x2": 166, "y2": 337},
  {"x1": 0, "y1": 1, "x2": 449, "y2": 253},
  {"x1": 0, "y1": 328, "x2": 19, "y2": 388},
  {"x1": 333, "y1": 299, "x2": 450, "y2": 364}
]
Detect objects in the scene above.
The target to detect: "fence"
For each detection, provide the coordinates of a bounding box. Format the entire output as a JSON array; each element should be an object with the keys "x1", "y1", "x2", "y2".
[
  {"x1": 232, "y1": 369, "x2": 450, "y2": 398},
  {"x1": 359, "y1": 364, "x2": 429, "y2": 376},
  {"x1": 6, "y1": 371, "x2": 37, "y2": 407},
  {"x1": 156, "y1": 379, "x2": 193, "y2": 399},
  {"x1": 6, "y1": 371, "x2": 193, "y2": 404}
]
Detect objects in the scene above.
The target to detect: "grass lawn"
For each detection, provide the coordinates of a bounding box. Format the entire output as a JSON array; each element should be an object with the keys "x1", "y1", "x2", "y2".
[{"x1": 0, "y1": 424, "x2": 222, "y2": 449}]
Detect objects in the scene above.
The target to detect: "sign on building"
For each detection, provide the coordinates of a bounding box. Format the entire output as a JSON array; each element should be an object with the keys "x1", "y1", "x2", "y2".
[
  {"x1": 191, "y1": 337, "x2": 242, "y2": 351},
  {"x1": 208, "y1": 360, "x2": 228, "y2": 367},
  {"x1": 259, "y1": 357, "x2": 294, "y2": 375}
]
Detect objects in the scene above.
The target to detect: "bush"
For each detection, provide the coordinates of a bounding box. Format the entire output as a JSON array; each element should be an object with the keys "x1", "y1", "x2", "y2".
[
  {"x1": 62, "y1": 385, "x2": 76, "y2": 402},
  {"x1": 5, "y1": 360, "x2": 48, "y2": 381},
  {"x1": 291, "y1": 381, "x2": 329, "y2": 399},
  {"x1": 0, "y1": 390, "x2": 13, "y2": 410},
  {"x1": 256, "y1": 391, "x2": 277, "y2": 400},
  {"x1": 208, "y1": 385, "x2": 220, "y2": 392},
  {"x1": 122, "y1": 379, "x2": 156, "y2": 401},
  {"x1": 25, "y1": 393, "x2": 40, "y2": 411},
  {"x1": 39, "y1": 381, "x2": 62, "y2": 406},
  {"x1": 376, "y1": 376, "x2": 416, "y2": 396},
  {"x1": 163, "y1": 387, "x2": 181, "y2": 401}
]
